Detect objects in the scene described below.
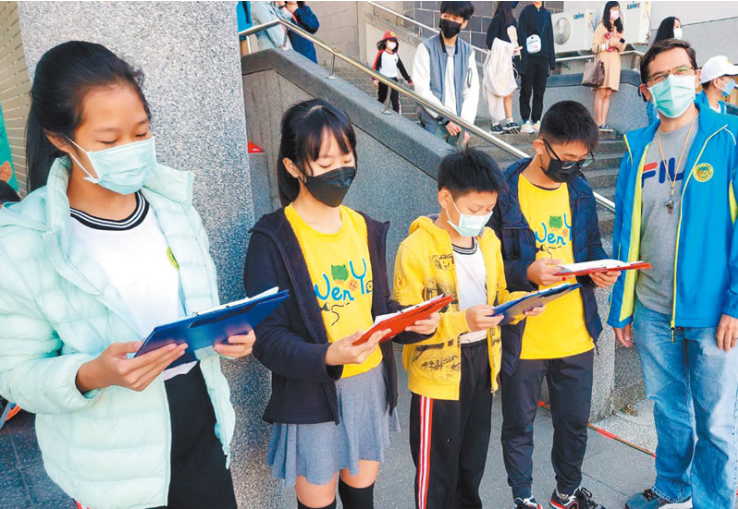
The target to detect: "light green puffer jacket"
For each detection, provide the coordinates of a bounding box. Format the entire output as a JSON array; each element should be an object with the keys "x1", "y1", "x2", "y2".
[{"x1": 0, "y1": 159, "x2": 236, "y2": 509}]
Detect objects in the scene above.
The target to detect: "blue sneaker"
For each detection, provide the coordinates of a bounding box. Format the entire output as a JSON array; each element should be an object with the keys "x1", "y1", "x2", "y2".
[{"x1": 625, "y1": 489, "x2": 692, "y2": 508}]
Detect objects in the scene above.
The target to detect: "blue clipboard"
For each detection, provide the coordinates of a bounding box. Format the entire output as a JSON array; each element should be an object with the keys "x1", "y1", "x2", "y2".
[
  {"x1": 493, "y1": 283, "x2": 582, "y2": 325},
  {"x1": 134, "y1": 287, "x2": 289, "y2": 364}
]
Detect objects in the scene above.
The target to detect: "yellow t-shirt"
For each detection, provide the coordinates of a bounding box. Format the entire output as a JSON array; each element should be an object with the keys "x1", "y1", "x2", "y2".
[
  {"x1": 518, "y1": 175, "x2": 594, "y2": 360},
  {"x1": 285, "y1": 204, "x2": 382, "y2": 378}
]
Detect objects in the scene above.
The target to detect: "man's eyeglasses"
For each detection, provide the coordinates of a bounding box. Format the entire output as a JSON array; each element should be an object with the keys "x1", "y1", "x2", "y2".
[
  {"x1": 543, "y1": 139, "x2": 595, "y2": 171},
  {"x1": 646, "y1": 65, "x2": 694, "y2": 87}
]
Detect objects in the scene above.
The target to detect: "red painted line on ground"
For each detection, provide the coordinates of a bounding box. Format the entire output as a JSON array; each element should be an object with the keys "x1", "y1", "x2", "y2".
[{"x1": 537, "y1": 401, "x2": 657, "y2": 459}]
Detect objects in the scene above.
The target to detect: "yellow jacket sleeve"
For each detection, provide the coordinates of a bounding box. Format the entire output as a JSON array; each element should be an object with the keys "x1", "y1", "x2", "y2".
[{"x1": 393, "y1": 243, "x2": 470, "y2": 346}]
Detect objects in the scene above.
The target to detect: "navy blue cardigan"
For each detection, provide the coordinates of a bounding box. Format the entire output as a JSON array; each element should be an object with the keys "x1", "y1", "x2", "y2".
[
  {"x1": 489, "y1": 159, "x2": 608, "y2": 375},
  {"x1": 244, "y1": 208, "x2": 426, "y2": 425}
]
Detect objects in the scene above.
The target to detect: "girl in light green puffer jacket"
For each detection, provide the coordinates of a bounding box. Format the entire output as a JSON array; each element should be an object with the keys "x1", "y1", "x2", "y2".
[{"x1": 0, "y1": 41, "x2": 255, "y2": 509}]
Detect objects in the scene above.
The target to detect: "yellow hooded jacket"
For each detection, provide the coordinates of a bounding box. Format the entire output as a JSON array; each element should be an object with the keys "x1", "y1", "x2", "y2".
[{"x1": 393, "y1": 216, "x2": 528, "y2": 400}]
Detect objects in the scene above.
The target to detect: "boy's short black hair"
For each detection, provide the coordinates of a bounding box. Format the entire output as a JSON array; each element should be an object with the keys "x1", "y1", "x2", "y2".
[
  {"x1": 0, "y1": 181, "x2": 20, "y2": 205},
  {"x1": 539, "y1": 101, "x2": 599, "y2": 152},
  {"x1": 640, "y1": 39, "x2": 698, "y2": 85},
  {"x1": 437, "y1": 147, "x2": 507, "y2": 197},
  {"x1": 440, "y1": 1, "x2": 474, "y2": 21}
]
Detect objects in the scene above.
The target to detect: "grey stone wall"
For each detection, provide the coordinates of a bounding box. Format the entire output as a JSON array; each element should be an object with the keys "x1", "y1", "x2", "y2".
[{"x1": 17, "y1": 2, "x2": 280, "y2": 508}]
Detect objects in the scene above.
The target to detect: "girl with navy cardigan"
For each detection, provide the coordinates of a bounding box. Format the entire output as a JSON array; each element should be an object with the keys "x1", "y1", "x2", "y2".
[{"x1": 244, "y1": 99, "x2": 439, "y2": 509}]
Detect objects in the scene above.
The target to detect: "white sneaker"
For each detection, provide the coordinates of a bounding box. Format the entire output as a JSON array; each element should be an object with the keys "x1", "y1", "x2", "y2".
[
  {"x1": 532, "y1": 121, "x2": 541, "y2": 133},
  {"x1": 521, "y1": 121, "x2": 534, "y2": 134}
]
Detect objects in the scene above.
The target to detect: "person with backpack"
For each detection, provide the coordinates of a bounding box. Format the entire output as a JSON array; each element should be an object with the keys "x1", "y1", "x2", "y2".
[
  {"x1": 372, "y1": 30, "x2": 413, "y2": 113},
  {"x1": 517, "y1": 1, "x2": 556, "y2": 134}
]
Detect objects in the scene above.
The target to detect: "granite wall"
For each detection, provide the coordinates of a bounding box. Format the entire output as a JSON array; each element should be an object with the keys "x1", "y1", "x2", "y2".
[{"x1": 16, "y1": 2, "x2": 281, "y2": 507}]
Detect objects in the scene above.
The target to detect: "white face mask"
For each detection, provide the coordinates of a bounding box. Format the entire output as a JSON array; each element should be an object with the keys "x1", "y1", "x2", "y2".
[
  {"x1": 673, "y1": 27, "x2": 683, "y2": 40},
  {"x1": 386, "y1": 41, "x2": 397, "y2": 51}
]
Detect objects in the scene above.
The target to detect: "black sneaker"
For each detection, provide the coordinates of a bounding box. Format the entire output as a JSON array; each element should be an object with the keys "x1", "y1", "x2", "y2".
[
  {"x1": 514, "y1": 497, "x2": 543, "y2": 509},
  {"x1": 504, "y1": 122, "x2": 521, "y2": 134},
  {"x1": 624, "y1": 489, "x2": 692, "y2": 508},
  {"x1": 599, "y1": 124, "x2": 614, "y2": 132},
  {"x1": 550, "y1": 487, "x2": 605, "y2": 509},
  {"x1": 491, "y1": 123, "x2": 504, "y2": 134}
]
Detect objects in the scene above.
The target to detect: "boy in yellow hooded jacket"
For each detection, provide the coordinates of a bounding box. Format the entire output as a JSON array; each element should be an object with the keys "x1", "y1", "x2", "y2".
[{"x1": 393, "y1": 148, "x2": 542, "y2": 509}]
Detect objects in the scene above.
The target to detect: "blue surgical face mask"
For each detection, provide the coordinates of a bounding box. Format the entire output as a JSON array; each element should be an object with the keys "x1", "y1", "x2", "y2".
[
  {"x1": 66, "y1": 137, "x2": 157, "y2": 195},
  {"x1": 720, "y1": 78, "x2": 736, "y2": 97},
  {"x1": 447, "y1": 200, "x2": 493, "y2": 238},
  {"x1": 648, "y1": 74, "x2": 696, "y2": 119}
]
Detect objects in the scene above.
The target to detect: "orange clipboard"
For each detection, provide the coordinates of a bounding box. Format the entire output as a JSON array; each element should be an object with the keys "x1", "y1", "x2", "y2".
[
  {"x1": 353, "y1": 294, "x2": 453, "y2": 345},
  {"x1": 553, "y1": 260, "x2": 652, "y2": 280}
]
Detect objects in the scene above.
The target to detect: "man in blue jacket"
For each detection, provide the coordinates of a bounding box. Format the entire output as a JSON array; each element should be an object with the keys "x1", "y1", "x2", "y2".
[
  {"x1": 490, "y1": 101, "x2": 617, "y2": 509},
  {"x1": 610, "y1": 39, "x2": 738, "y2": 509}
]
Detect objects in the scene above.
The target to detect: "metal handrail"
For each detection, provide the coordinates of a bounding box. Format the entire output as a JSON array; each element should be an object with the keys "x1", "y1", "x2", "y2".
[
  {"x1": 556, "y1": 49, "x2": 645, "y2": 63},
  {"x1": 366, "y1": 1, "x2": 489, "y2": 55},
  {"x1": 240, "y1": 19, "x2": 616, "y2": 213}
]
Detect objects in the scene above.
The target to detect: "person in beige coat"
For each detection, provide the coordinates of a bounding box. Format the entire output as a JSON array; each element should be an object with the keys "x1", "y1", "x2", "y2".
[{"x1": 591, "y1": 1, "x2": 625, "y2": 131}]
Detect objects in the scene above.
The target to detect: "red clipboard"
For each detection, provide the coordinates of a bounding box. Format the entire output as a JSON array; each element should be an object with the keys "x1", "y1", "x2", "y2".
[
  {"x1": 554, "y1": 260, "x2": 652, "y2": 280},
  {"x1": 353, "y1": 294, "x2": 453, "y2": 345}
]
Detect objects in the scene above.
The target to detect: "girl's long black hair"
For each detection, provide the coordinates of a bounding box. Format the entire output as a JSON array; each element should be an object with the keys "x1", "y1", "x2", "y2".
[
  {"x1": 602, "y1": 1, "x2": 624, "y2": 33},
  {"x1": 26, "y1": 41, "x2": 150, "y2": 191},
  {"x1": 277, "y1": 99, "x2": 357, "y2": 207},
  {"x1": 654, "y1": 16, "x2": 680, "y2": 43},
  {"x1": 494, "y1": 1, "x2": 515, "y2": 26}
]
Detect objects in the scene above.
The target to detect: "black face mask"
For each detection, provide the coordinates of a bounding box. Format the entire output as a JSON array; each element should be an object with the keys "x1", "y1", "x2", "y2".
[
  {"x1": 439, "y1": 19, "x2": 462, "y2": 39},
  {"x1": 303, "y1": 166, "x2": 356, "y2": 208},
  {"x1": 541, "y1": 156, "x2": 580, "y2": 183}
]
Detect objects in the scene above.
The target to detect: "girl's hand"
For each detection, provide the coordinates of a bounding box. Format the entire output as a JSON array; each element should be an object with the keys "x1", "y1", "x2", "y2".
[
  {"x1": 325, "y1": 329, "x2": 389, "y2": 366},
  {"x1": 76, "y1": 341, "x2": 188, "y2": 394},
  {"x1": 406, "y1": 312, "x2": 440, "y2": 335},
  {"x1": 372, "y1": 79, "x2": 379, "y2": 89},
  {"x1": 524, "y1": 305, "x2": 545, "y2": 317},
  {"x1": 214, "y1": 331, "x2": 256, "y2": 358},
  {"x1": 407, "y1": 80, "x2": 414, "y2": 86}
]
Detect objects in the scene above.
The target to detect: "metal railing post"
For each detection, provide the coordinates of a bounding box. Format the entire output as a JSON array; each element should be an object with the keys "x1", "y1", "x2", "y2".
[
  {"x1": 327, "y1": 54, "x2": 336, "y2": 79},
  {"x1": 381, "y1": 91, "x2": 392, "y2": 115}
]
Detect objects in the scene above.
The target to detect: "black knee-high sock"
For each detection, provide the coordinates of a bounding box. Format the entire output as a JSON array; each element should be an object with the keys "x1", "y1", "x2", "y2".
[
  {"x1": 338, "y1": 479, "x2": 374, "y2": 509},
  {"x1": 297, "y1": 498, "x2": 336, "y2": 509}
]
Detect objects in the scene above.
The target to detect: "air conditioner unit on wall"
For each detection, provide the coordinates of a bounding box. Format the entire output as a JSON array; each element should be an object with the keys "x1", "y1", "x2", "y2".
[
  {"x1": 622, "y1": 1, "x2": 652, "y2": 45},
  {"x1": 552, "y1": 9, "x2": 595, "y2": 55}
]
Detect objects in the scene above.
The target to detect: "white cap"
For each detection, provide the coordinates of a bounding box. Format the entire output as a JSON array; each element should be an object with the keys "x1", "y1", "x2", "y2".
[{"x1": 700, "y1": 56, "x2": 738, "y2": 84}]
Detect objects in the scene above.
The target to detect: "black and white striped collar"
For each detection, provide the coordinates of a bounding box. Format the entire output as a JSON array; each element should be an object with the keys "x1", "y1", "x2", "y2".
[{"x1": 70, "y1": 191, "x2": 149, "y2": 231}]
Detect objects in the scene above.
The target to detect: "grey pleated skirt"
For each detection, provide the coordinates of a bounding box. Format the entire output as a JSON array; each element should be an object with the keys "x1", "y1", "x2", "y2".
[{"x1": 267, "y1": 364, "x2": 400, "y2": 486}]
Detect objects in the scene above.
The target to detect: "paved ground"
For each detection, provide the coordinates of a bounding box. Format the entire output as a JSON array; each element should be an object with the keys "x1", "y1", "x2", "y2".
[{"x1": 2, "y1": 350, "x2": 660, "y2": 509}]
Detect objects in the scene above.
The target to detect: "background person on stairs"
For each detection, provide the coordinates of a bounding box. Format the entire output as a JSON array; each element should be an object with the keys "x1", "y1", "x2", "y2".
[
  {"x1": 695, "y1": 55, "x2": 738, "y2": 115},
  {"x1": 591, "y1": 1, "x2": 625, "y2": 132},
  {"x1": 286, "y1": 1, "x2": 320, "y2": 64},
  {"x1": 251, "y1": 0, "x2": 293, "y2": 51},
  {"x1": 372, "y1": 31, "x2": 413, "y2": 114},
  {"x1": 485, "y1": 1, "x2": 522, "y2": 135},
  {"x1": 413, "y1": 1, "x2": 479, "y2": 147},
  {"x1": 645, "y1": 16, "x2": 683, "y2": 125},
  {"x1": 517, "y1": 1, "x2": 555, "y2": 135}
]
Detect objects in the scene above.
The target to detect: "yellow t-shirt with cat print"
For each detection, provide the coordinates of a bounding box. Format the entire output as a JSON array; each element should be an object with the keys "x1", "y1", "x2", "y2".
[
  {"x1": 285, "y1": 204, "x2": 382, "y2": 378},
  {"x1": 518, "y1": 175, "x2": 593, "y2": 360}
]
